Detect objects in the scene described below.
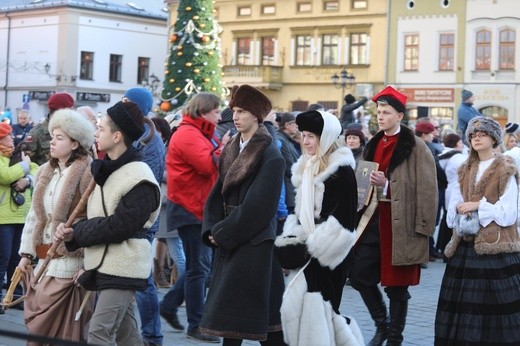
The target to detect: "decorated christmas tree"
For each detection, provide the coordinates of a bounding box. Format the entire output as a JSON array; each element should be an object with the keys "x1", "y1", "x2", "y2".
[{"x1": 160, "y1": 0, "x2": 225, "y2": 113}]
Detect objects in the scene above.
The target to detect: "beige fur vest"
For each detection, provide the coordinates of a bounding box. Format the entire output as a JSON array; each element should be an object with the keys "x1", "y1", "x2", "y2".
[
  {"x1": 444, "y1": 154, "x2": 520, "y2": 257},
  {"x1": 30, "y1": 156, "x2": 93, "y2": 257}
]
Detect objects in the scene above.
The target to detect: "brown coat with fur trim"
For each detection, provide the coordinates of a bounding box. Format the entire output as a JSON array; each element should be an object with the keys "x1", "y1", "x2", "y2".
[
  {"x1": 363, "y1": 125, "x2": 438, "y2": 266},
  {"x1": 444, "y1": 154, "x2": 520, "y2": 257},
  {"x1": 31, "y1": 156, "x2": 93, "y2": 257}
]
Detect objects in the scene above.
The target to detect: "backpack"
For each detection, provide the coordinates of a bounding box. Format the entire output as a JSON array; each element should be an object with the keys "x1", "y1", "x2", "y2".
[{"x1": 435, "y1": 150, "x2": 462, "y2": 190}]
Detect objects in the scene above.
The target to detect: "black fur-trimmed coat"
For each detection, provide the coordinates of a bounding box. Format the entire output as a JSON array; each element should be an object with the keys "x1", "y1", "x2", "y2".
[
  {"x1": 200, "y1": 124, "x2": 285, "y2": 341},
  {"x1": 274, "y1": 147, "x2": 363, "y2": 346}
]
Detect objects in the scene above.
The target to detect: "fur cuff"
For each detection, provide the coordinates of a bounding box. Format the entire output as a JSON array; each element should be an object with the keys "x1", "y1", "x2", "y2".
[{"x1": 306, "y1": 216, "x2": 356, "y2": 270}]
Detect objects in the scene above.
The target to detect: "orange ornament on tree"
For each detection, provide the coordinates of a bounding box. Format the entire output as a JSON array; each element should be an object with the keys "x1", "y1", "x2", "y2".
[
  {"x1": 170, "y1": 34, "x2": 177, "y2": 43},
  {"x1": 201, "y1": 36, "x2": 209, "y2": 43},
  {"x1": 160, "y1": 101, "x2": 171, "y2": 112}
]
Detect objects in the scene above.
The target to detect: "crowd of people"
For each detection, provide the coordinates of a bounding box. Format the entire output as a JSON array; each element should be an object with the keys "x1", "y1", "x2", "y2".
[{"x1": 0, "y1": 85, "x2": 520, "y2": 346}]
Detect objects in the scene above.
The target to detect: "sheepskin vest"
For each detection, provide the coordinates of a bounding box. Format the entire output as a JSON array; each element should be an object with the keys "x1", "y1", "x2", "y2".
[
  {"x1": 445, "y1": 155, "x2": 520, "y2": 256},
  {"x1": 84, "y1": 162, "x2": 159, "y2": 279}
]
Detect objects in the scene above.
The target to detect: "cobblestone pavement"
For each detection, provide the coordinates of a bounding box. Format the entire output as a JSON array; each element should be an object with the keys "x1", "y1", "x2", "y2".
[{"x1": 0, "y1": 260, "x2": 445, "y2": 345}]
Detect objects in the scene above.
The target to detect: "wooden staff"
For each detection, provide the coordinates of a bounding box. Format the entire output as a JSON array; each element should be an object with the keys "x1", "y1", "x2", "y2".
[
  {"x1": 31, "y1": 178, "x2": 97, "y2": 286},
  {"x1": 0, "y1": 267, "x2": 26, "y2": 308}
]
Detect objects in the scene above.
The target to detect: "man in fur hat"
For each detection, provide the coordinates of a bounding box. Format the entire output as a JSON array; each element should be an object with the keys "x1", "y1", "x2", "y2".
[
  {"x1": 200, "y1": 84, "x2": 286, "y2": 344},
  {"x1": 348, "y1": 86, "x2": 438, "y2": 346}
]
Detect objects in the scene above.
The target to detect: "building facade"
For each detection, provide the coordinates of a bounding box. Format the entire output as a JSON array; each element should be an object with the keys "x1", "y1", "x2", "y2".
[
  {"x1": 165, "y1": 0, "x2": 389, "y2": 114},
  {"x1": 388, "y1": 0, "x2": 520, "y2": 128},
  {"x1": 0, "y1": 0, "x2": 168, "y2": 123}
]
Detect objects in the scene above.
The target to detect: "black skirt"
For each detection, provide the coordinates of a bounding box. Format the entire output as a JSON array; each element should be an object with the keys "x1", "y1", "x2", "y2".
[{"x1": 435, "y1": 240, "x2": 520, "y2": 345}]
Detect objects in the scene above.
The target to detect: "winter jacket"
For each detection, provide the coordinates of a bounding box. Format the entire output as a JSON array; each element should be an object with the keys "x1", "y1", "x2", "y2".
[
  {"x1": 277, "y1": 130, "x2": 300, "y2": 209},
  {"x1": 166, "y1": 115, "x2": 220, "y2": 220},
  {"x1": 19, "y1": 156, "x2": 92, "y2": 278},
  {"x1": 340, "y1": 97, "x2": 368, "y2": 129},
  {"x1": 457, "y1": 103, "x2": 481, "y2": 138},
  {"x1": 201, "y1": 124, "x2": 285, "y2": 341},
  {"x1": 274, "y1": 147, "x2": 362, "y2": 346},
  {"x1": 66, "y1": 160, "x2": 160, "y2": 290},
  {"x1": 0, "y1": 155, "x2": 39, "y2": 224},
  {"x1": 136, "y1": 125, "x2": 165, "y2": 235},
  {"x1": 363, "y1": 125, "x2": 438, "y2": 265}
]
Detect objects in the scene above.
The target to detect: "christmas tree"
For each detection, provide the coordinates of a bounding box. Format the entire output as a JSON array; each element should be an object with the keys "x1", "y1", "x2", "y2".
[{"x1": 160, "y1": 0, "x2": 225, "y2": 113}]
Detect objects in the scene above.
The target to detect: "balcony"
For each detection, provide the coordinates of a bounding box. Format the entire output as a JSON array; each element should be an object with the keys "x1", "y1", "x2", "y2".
[{"x1": 222, "y1": 65, "x2": 283, "y2": 90}]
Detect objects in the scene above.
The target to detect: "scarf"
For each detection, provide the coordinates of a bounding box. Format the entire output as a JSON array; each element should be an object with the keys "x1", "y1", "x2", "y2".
[
  {"x1": 0, "y1": 143, "x2": 14, "y2": 158},
  {"x1": 91, "y1": 146, "x2": 142, "y2": 186}
]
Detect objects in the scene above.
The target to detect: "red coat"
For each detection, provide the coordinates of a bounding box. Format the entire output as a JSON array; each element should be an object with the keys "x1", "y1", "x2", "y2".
[{"x1": 166, "y1": 115, "x2": 221, "y2": 220}]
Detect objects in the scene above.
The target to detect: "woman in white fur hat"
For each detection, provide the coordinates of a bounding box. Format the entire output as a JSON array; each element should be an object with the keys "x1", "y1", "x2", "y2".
[
  {"x1": 17, "y1": 108, "x2": 96, "y2": 343},
  {"x1": 435, "y1": 116, "x2": 520, "y2": 345}
]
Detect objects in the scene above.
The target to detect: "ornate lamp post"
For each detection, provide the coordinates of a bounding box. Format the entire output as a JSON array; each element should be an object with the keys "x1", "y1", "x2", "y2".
[
  {"x1": 331, "y1": 67, "x2": 356, "y2": 104},
  {"x1": 142, "y1": 73, "x2": 161, "y2": 96}
]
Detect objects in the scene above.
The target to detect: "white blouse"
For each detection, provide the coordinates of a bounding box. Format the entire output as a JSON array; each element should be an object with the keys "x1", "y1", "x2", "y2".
[{"x1": 447, "y1": 157, "x2": 518, "y2": 229}]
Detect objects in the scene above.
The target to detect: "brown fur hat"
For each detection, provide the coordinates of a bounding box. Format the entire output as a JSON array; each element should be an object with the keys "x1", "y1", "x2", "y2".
[{"x1": 228, "y1": 84, "x2": 272, "y2": 122}]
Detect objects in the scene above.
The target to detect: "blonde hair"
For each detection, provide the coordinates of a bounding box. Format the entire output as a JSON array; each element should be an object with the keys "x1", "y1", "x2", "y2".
[
  {"x1": 183, "y1": 93, "x2": 221, "y2": 119},
  {"x1": 301, "y1": 135, "x2": 339, "y2": 173}
]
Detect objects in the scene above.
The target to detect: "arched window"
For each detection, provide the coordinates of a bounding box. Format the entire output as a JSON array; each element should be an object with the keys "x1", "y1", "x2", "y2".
[
  {"x1": 499, "y1": 29, "x2": 515, "y2": 70},
  {"x1": 475, "y1": 29, "x2": 491, "y2": 70}
]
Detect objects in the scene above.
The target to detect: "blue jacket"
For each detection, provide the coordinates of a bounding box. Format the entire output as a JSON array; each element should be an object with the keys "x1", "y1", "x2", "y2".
[
  {"x1": 457, "y1": 103, "x2": 481, "y2": 138},
  {"x1": 135, "y1": 124, "x2": 165, "y2": 236}
]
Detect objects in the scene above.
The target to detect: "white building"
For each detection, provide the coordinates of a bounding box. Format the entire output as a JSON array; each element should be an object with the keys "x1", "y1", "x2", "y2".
[
  {"x1": 0, "y1": 0, "x2": 168, "y2": 123},
  {"x1": 464, "y1": 0, "x2": 520, "y2": 124}
]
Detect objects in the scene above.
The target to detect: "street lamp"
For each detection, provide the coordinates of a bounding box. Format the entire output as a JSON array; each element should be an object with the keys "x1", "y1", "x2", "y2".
[
  {"x1": 142, "y1": 73, "x2": 161, "y2": 95},
  {"x1": 331, "y1": 67, "x2": 356, "y2": 103}
]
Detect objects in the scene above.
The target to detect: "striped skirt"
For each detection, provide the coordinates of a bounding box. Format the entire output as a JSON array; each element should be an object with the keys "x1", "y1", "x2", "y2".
[{"x1": 435, "y1": 240, "x2": 520, "y2": 345}]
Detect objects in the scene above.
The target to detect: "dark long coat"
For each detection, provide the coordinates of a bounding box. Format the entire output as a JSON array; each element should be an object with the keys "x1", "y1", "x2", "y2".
[{"x1": 200, "y1": 124, "x2": 285, "y2": 341}]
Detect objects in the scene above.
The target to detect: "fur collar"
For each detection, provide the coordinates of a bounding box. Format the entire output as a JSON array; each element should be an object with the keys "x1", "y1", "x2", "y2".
[
  {"x1": 291, "y1": 147, "x2": 355, "y2": 188},
  {"x1": 219, "y1": 124, "x2": 272, "y2": 194},
  {"x1": 291, "y1": 147, "x2": 355, "y2": 219},
  {"x1": 364, "y1": 125, "x2": 416, "y2": 177},
  {"x1": 32, "y1": 156, "x2": 92, "y2": 255},
  {"x1": 458, "y1": 153, "x2": 518, "y2": 200}
]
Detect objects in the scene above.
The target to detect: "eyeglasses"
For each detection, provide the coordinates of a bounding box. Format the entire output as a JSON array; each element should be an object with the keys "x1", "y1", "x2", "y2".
[{"x1": 469, "y1": 132, "x2": 488, "y2": 140}]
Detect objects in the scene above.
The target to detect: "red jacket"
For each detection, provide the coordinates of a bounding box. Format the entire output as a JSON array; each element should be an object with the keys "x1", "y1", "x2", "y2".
[{"x1": 166, "y1": 115, "x2": 221, "y2": 220}]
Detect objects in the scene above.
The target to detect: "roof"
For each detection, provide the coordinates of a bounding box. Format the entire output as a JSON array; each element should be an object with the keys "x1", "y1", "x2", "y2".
[{"x1": 0, "y1": 0, "x2": 168, "y2": 20}]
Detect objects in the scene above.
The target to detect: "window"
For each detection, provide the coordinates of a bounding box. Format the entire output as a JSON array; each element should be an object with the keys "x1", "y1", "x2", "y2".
[
  {"x1": 297, "y1": 2, "x2": 312, "y2": 12},
  {"x1": 237, "y1": 37, "x2": 251, "y2": 65},
  {"x1": 475, "y1": 29, "x2": 491, "y2": 70},
  {"x1": 261, "y1": 37, "x2": 275, "y2": 66},
  {"x1": 262, "y1": 4, "x2": 275, "y2": 14},
  {"x1": 292, "y1": 100, "x2": 309, "y2": 112},
  {"x1": 317, "y1": 101, "x2": 338, "y2": 111},
  {"x1": 323, "y1": 1, "x2": 339, "y2": 10},
  {"x1": 438, "y1": 33, "x2": 454, "y2": 71},
  {"x1": 295, "y1": 35, "x2": 312, "y2": 66},
  {"x1": 238, "y1": 6, "x2": 251, "y2": 16},
  {"x1": 137, "y1": 57, "x2": 149, "y2": 85},
  {"x1": 352, "y1": 0, "x2": 368, "y2": 9},
  {"x1": 351, "y1": 33, "x2": 368, "y2": 65},
  {"x1": 430, "y1": 107, "x2": 454, "y2": 123},
  {"x1": 404, "y1": 34, "x2": 419, "y2": 71},
  {"x1": 322, "y1": 35, "x2": 339, "y2": 65},
  {"x1": 499, "y1": 29, "x2": 515, "y2": 70},
  {"x1": 109, "y1": 54, "x2": 122, "y2": 82},
  {"x1": 80, "y1": 51, "x2": 94, "y2": 80}
]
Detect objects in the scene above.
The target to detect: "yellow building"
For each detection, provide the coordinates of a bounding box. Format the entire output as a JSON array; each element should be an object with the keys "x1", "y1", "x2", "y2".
[{"x1": 166, "y1": 0, "x2": 389, "y2": 113}]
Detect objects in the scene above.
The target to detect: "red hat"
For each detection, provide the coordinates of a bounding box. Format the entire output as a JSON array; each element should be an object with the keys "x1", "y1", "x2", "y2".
[
  {"x1": 48, "y1": 93, "x2": 74, "y2": 112},
  {"x1": 372, "y1": 86, "x2": 407, "y2": 113},
  {"x1": 415, "y1": 122, "x2": 435, "y2": 134},
  {"x1": 0, "y1": 122, "x2": 12, "y2": 138}
]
